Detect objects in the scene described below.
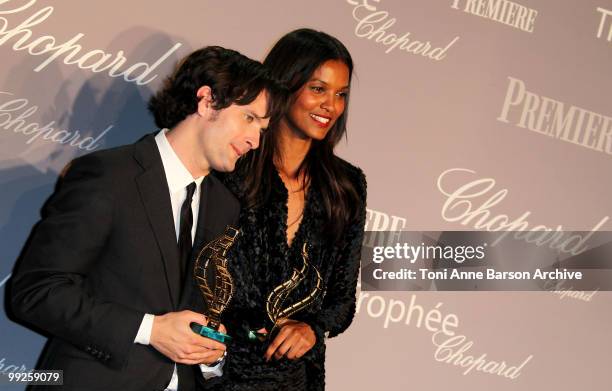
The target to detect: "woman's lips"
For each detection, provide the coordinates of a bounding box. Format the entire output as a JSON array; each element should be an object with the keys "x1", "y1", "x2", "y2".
[{"x1": 310, "y1": 113, "x2": 331, "y2": 127}]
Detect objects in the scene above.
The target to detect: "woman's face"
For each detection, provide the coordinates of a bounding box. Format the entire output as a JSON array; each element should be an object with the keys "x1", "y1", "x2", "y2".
[{"x1": 286, "y1": 59, "x2": 350, "y2": 141}]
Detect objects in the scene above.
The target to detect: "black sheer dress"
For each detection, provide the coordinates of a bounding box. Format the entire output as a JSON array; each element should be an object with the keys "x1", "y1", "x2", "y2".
[{"x1": 201, "y1": 158, "x2": 366, "y2": 391}]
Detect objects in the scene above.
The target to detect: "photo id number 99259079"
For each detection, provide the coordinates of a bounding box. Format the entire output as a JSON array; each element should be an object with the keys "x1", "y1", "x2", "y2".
[{"x1": 1, "y1": 370, "x2": 63, "y2": 385}]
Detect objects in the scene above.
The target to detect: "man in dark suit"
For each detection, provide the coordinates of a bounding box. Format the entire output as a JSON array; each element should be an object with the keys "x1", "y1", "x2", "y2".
[{"x1": 10, "y1": 46, "x2": 282, "y2": 390}]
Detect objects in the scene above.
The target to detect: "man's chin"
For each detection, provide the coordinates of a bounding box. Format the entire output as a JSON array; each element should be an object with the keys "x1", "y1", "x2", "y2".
[{"x1": 216, "y1": 161, "x2": 236, "y2": 173}]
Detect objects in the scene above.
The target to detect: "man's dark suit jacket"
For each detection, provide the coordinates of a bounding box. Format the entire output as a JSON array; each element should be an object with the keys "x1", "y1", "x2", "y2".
[{"x1": 10, "y1": 134, "x2": 240, "y2": 390}]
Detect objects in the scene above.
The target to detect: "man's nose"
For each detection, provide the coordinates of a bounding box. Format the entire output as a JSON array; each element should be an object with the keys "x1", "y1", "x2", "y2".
[{"x1": 245, "y1": 127, "x2": 260, "y2": 150}]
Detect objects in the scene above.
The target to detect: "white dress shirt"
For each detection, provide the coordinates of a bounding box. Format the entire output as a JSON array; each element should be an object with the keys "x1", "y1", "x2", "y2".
[{"x1": 133, "y1": 129, "x2": 223, "y2": 390}]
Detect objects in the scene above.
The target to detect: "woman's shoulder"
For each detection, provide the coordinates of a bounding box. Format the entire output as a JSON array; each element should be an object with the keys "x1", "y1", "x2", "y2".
[
  {"x1": 332, "y1": 155, "x2": 367, "y2": 199},
  {"x1": 215, "y1": 160, "x2": 249, "y2": 200}
]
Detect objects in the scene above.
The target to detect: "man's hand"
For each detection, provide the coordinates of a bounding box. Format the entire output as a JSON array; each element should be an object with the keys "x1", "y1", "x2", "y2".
[
  {"x1": 264, "y1": 319, "x2": 316, "y2": 361},
  {"x1": 150, "y1": 310, "x2": 226, "y2": 365}
]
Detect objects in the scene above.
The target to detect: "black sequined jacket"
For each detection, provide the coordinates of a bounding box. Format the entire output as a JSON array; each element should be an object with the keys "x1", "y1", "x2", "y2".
[{"x1": 203, "y1": 157, "x2": 366, "y2": 391}]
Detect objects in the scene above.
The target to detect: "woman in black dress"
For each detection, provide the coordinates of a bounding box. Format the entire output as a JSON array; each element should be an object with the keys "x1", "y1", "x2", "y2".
[{"x1": 209, "y1": 28, "x2": 367, "y2": 391}]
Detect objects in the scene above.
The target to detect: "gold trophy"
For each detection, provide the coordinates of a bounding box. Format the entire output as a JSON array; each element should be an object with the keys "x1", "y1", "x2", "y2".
[
  {"x1": 249, "y1": 242, "x2": 323, "y2": 342},
  {"x1": 190, "y1": 226, "x2": 239, "y2": 343}
]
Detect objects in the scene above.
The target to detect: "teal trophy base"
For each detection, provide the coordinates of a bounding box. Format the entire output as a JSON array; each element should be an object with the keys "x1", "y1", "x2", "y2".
[
  {"x1": 247, "y1": 330, "x2": 268, "y2": 342},
  {"x1": 190, "y1": 322, "x2": 232, "y2": 343}
]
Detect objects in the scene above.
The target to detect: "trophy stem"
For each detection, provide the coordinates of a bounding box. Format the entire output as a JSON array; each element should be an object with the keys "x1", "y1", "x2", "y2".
[
  {"x1": 260, "y1": 242, "x2": 323, "y2": 342},
  {"x1": 191, "y1": 226, "x2": 239, "y2": 344}
]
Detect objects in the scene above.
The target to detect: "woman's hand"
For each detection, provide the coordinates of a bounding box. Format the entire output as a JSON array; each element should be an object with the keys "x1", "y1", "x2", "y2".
[{"x1": 264, "y1": 319, "x2": 316, "y2": 361}]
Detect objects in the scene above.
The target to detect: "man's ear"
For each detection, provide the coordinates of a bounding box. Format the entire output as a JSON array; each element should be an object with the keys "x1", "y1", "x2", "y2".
[{"x1": 196, "y1": 86, "x2": 214, "y2": 117}]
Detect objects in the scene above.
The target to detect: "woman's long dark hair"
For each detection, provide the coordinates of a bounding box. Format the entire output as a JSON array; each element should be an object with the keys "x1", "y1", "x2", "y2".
[{"x1": 243, "y1": 28, "x2": 362, "y2": 241}]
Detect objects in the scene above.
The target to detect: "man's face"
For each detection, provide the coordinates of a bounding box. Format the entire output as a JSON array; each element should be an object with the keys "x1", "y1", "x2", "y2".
[{"x1": 198, "y1": 91, "x2": 269, "y2": 172}]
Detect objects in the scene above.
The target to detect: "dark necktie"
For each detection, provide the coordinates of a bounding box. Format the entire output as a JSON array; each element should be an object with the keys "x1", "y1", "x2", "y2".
[{"x1": 178, "y1": 182, "x2": 196, "y2": 283}]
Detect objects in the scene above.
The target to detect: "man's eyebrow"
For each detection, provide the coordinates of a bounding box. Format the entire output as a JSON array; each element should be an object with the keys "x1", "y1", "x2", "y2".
[
  {"x1": 245, "y1": 109, "x2": 263, "y2": 119},
  {"x1": 246, "y1": 108, "x2": 270, "y2": 120}
]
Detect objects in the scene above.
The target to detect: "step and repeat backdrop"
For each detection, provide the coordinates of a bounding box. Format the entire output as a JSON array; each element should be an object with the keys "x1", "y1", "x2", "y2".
[{"x1": 1, "y1": 1, "x2": 611, "y2": 390}]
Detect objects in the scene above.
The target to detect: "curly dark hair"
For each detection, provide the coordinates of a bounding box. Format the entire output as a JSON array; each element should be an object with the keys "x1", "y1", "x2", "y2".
[{"x1": 148, "y1": 46, "x2": 284, "y2": 129}]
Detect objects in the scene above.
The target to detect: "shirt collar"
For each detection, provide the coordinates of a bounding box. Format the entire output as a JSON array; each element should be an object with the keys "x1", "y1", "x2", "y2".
[{"x1": 155, "y1": 128, "x2": 204, "y2": 194}]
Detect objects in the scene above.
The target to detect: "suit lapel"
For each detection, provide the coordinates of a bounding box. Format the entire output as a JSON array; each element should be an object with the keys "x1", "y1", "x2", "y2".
[
  {"x1": 134, "y1": 135, "x2": 182, "y2": 308},
  {"x1": 192, "y1": 177, "x2": 211, "y2": 255},
  {"x1": 193, "y1": 174, "x2": 234, "y2": 252},
  {"x1": 180, "y1": 174, "x2": 239, "y2": 309}
]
